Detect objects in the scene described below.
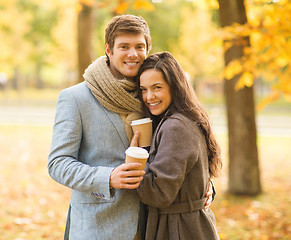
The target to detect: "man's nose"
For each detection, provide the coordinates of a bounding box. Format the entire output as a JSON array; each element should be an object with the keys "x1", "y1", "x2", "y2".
[{"x1": 128, "y1": 47, "x2": 138, "y2": 57}]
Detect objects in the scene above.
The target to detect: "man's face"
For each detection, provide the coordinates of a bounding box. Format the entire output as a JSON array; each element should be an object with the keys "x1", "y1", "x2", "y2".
[{"x1": 105, "y1": 33, "x2": 147, "y2": 80}]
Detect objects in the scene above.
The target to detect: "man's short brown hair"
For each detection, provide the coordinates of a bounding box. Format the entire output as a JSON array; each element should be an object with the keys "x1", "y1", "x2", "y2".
[{"x1": 105, "y1": 15, "x2": 151, "y2": 54}]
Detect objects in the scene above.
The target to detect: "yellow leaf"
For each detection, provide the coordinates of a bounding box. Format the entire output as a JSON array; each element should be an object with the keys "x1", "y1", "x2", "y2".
[
  {"x1": 235, "y1": 72, "x2": 253, "y2": 91},
  {"x1": 207, "y1": 0, "x2": 219, "y2": 10},
  {"x1": 223, "y1": 41, "x2": 233, "y2": 52},
  {"x1": 235, "y1": 78, "x2": 245, "y2": 91},
  {"x1": 79, "y1": 0, "x2": 94, "y2": 6},
  {"x1": 284, "y1": 93, "x2": 291, "y2": 102},
  {"x1": 263, "y1": 15, "x2": 275, "y2": 28},
  {"x1": 275, "y1": 55, "x2": 289, "y2": 68},
  {"x1": 224, "y1": 59, "x2": 243, "y2": 80},
  {"x1": 243, "y1": 46, "x2": 251, "y2": 55},
  {"x1": 75, "y1": 3, "x2": 83, "y2": 13},
  {"x1": 114, "y1": 2, "x2": 129, "y2": 14},
  {"x1": 257, "y1": 91, "x2": 281, "y2": 111},
  {"x1": 241, "y1": 71, "x2": 254, "y2": 87},
  {"x1": 133, "y1": 0, "x2": 154, "y2": 11},
  {"x1": 260, "y1": 234, "x2": 269, "y2": 240}
]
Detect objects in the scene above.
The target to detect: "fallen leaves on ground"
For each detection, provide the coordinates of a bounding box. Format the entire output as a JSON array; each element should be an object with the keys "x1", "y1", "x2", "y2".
[{"x1": 0, "y1": 126, "x2": 290, "y2": 239}]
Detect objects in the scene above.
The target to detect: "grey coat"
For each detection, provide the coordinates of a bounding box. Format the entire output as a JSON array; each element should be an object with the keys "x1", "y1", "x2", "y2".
[
  {"x1": 137, "y1": 112, "x2": 220, "y2": 240},
  {"x1": 48, "y1": 82, "x2": 139, "y2": 240}
]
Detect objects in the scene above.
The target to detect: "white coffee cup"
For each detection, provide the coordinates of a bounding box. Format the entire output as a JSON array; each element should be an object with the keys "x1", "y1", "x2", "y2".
[{"x1": 125, "y1": 147, "x2": 149, "y2": 170}]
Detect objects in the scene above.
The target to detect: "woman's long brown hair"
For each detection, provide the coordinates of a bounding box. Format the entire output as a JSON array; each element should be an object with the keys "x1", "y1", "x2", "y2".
[{"x1": 136, "y1": 51, "x2": 222, "y2": 177}]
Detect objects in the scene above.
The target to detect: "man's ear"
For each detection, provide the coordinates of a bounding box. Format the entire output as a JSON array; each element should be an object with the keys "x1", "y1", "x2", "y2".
[{"x1": 105, "y1": 43, "x2": 111, "y2": 57}]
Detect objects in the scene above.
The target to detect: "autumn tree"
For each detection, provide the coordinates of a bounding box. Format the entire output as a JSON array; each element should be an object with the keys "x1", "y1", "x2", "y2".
[
  {"x1": 0, "y1": 1, "x2": 29, "y2": 89},
  {"x1": 222, "y1": 0, "x2": 291, "y2": 109},
  {"x1": 170, "y1": 1, "x2": 223, "y2": 88},
  {"x1": 0, "y1": 0, "x2": 78, "y2": 88},
  {"x1": 77, "y1": 1, "x2": 95, "y2": 82},
  {"x1": 23, "y1": 2, "x2": 59, "y2": 88},
  {"x1": 218, "y1": 0, "x2": 261, "y2": 195},
  {"x1": 0, "y1": 1, "x2": 60, "y2": 89}
]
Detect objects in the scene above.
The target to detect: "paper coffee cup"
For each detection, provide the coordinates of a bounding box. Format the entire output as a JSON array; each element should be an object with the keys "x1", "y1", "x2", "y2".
[
  {"x1": 131, "y1": 118, "x2": 153, "y2": 147},
  {"x1": 125, "y1": 147, "x2": 149, "y2": 170}
]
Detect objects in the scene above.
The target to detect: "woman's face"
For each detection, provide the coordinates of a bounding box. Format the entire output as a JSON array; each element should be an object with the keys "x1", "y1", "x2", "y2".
[{"x1": 139, "y1": 69, "x2": 172, "y2": 116}]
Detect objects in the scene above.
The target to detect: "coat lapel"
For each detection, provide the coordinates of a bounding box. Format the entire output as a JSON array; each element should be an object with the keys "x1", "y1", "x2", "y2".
[{"x1": 102, "y1": 107, "x2": 129, "y2": 148}]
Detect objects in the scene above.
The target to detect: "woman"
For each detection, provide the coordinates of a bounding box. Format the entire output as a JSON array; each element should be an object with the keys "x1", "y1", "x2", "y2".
[{"x1": 132, "y1": 52, "x2": 222, "y2": 240}]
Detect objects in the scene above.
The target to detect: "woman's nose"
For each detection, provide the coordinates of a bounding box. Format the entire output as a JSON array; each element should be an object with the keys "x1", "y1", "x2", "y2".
[{"x1": 147, "y1": 91, "x2": 155, "y2": 101}]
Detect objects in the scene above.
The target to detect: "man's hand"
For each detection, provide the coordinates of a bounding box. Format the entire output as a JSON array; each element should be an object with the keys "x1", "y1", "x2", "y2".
[
  {"x1": 110, "y1": 162, "x2": 145, "y2": 189},
  {"x1": 130, "y1": 131, "x2": 140, "y2": 147},
  {"x1": 205, "y1": 178, "x2": 214, "y2": 210}
]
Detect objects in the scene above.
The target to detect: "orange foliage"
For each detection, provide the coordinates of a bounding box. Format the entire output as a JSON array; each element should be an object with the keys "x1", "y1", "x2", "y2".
[
  {"x1": 133, "y1": 0, "x2": 154, "y2": 11},
  {"x1": 219, "y1": 0, "x2": 291, "y2": 107},
  {"x1": 79, "y1": 0, "x2": 95, "y2": 6},
  {"x1": 114, "y1": 1, "x2": 130, "y2": 14},
  {"x1": 77, "y1": 0, "x2": 154, "y2": 14}
]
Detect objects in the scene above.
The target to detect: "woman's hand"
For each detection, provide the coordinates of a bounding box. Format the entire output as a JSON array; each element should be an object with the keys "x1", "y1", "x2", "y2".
[{"x1": 130, "y1": 131, "x2": 140, "y2": 147}]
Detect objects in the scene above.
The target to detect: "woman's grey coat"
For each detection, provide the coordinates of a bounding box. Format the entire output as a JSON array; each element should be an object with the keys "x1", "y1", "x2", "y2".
[
  {"x1": 137, "y1": 112, "x2": 220, "y2": 240},
  {"x1": 48, "y1": 82, "x2": 139, "y2": 240}
]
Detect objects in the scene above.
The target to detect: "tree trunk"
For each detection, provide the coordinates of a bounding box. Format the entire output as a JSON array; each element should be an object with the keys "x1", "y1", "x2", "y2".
[
  {"x1": 218, "y1": 0, "x2": 261, "y2": 195},
  {"x1": 77, "y1": 3, "x2": 94, "y2": 83},
  {"x1": 12, "y1": 66, "x2": 20, "y2": 90},
  {"x1": 36, "y1": 59, "x2": 43, "y2": 89}
]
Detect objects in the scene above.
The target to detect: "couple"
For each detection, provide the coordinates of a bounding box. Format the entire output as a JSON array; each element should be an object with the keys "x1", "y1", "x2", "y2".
[{"x1": 48, "y1": 14, "x2": 222, "y2": 240}]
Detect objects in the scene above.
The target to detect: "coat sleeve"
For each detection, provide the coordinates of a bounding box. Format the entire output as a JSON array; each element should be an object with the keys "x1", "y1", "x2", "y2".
[
  {"x1": 137, "y1": 117, "x2": 200, "y2": 208},
  {"x1": 47, "y1": 89, "x2": 113, "y2": 200}
]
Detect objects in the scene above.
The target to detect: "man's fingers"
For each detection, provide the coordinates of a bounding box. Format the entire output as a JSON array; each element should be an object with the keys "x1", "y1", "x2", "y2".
[
  {"x1": 126, "y1": 170, "x2": 145, "y2": 177},
  {"x1": 117, "y1": 176, "x2": 143, "y2": 189},
  {"x1": 118, "y1": 175, "x2": 143, "y2": 184},
  {"x1": 122, "y1": 181, "x2": 142, "y2": 189},
  {"x1": 125, "y1": 176, "x2": 144, "y2": 184},
  {"x1": 110, "y1": 163, "x2": 145, "y2": 189},
  {"x1": 121, "y1": 162, "x2": 143, "y2": 171},
  {"x1": 118, "y1": 164, "x2": 145, "y2": 176},
  {"x1": 205, "y1": 186, "x2": 213, "y2": 197},
  {"x1": 205, "y1": 197, "x2": 211, "y2": 210},
  {"x1": 204, "y1": 194, "x2": 213, "y2": 210},
  {"x1": 205, "y1": 178, "x2": 213, "y2": 197}
]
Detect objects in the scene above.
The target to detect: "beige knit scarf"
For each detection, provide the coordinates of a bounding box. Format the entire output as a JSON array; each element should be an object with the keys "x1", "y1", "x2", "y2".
[{"x1": 84, "y1": 56, "x2": 144, "y2": 142}]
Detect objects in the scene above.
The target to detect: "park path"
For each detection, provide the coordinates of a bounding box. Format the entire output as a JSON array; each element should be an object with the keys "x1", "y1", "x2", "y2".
[{"x1": 0, "y1": 104, "x2": 291, "y2": 137}]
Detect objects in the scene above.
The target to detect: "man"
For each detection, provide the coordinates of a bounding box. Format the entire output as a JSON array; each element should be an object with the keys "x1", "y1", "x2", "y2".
[{"x1": 48, "y1": 15, "x2": 213, "y2": 240}]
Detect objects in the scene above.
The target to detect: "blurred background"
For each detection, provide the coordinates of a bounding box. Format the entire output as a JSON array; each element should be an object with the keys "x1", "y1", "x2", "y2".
[{"x1": 0, "y1": 0, "x2": 290, "y2": 239}]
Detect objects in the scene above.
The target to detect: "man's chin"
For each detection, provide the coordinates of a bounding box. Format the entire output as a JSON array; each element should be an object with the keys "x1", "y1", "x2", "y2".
[{"x1": 124, "y1": 71, "x2": 138, "y2": 79}]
